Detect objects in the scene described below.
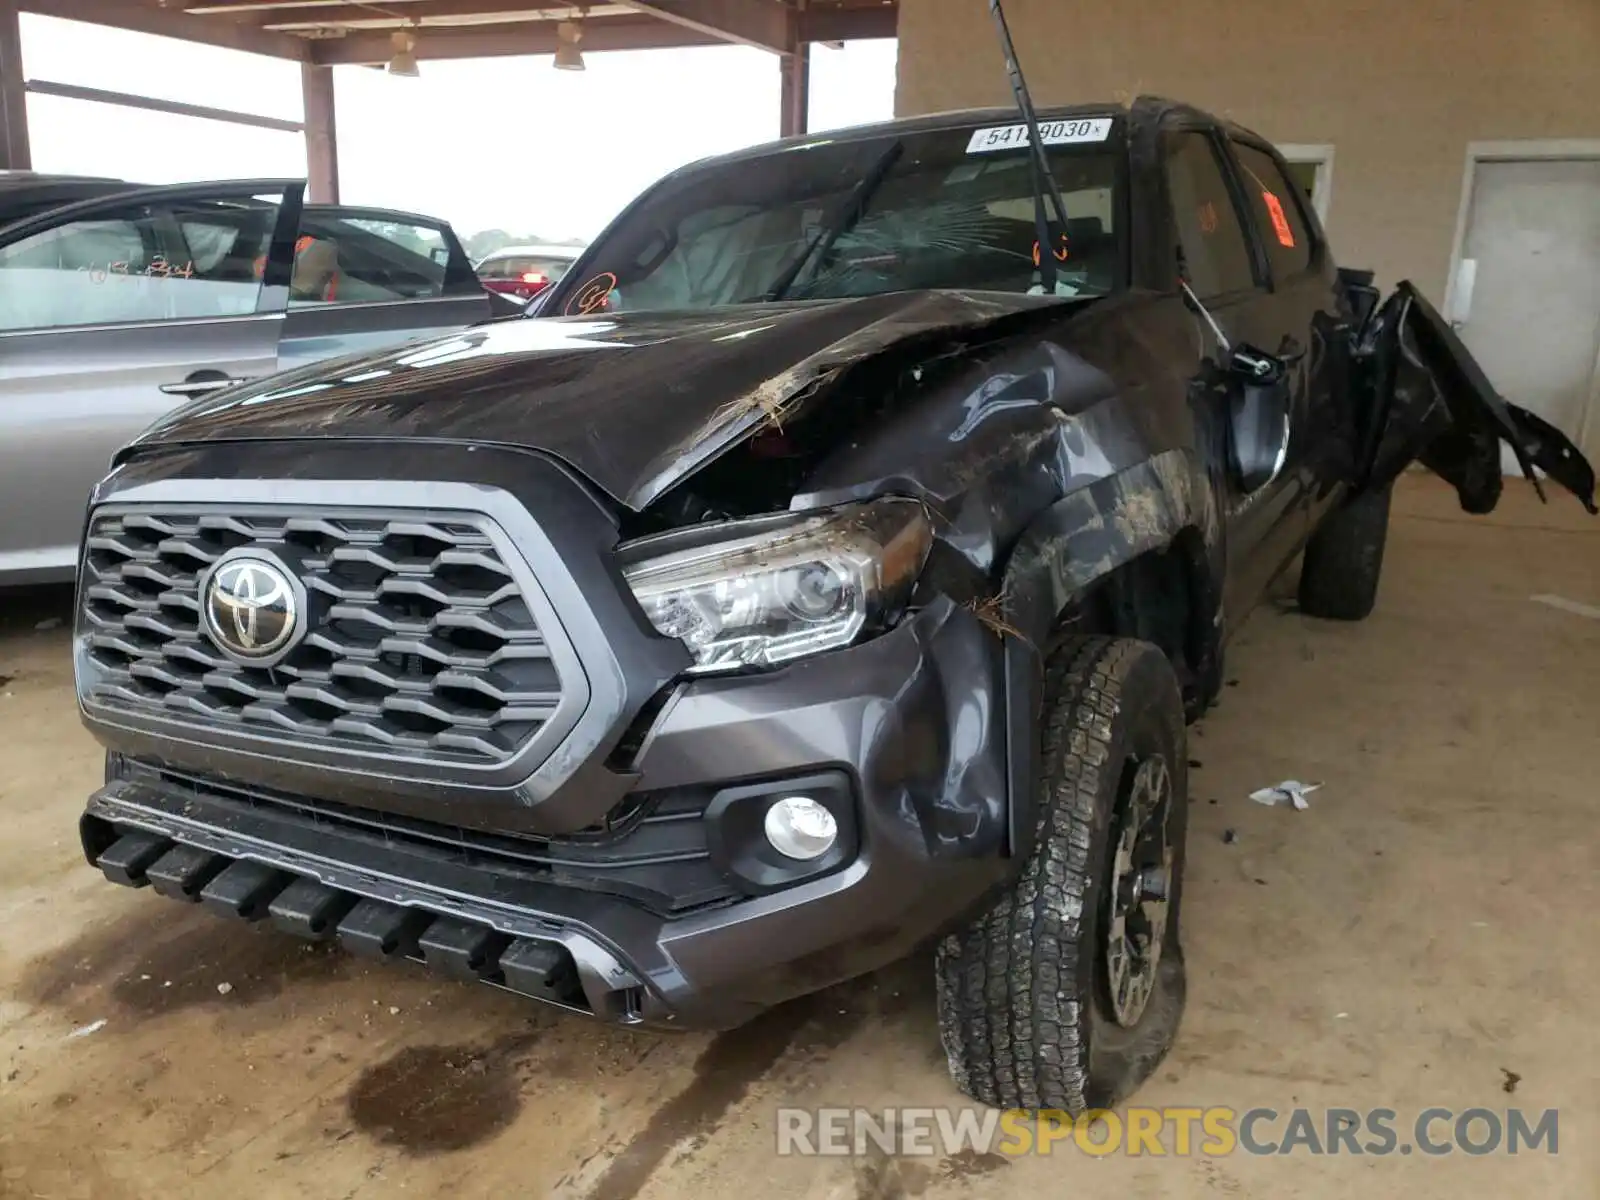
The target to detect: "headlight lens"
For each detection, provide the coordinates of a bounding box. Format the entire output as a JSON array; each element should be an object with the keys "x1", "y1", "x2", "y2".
[{"x1": 619, "y1": 498, "x2": 932, "y2": 672}]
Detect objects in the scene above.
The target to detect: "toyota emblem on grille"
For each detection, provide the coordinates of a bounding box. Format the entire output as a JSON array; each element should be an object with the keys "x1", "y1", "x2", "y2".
[{"x1": 200, "y1": 551, "x2": 305, "y2": 665}]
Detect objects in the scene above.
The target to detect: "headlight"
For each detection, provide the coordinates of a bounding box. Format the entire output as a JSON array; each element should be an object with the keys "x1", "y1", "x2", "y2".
[{"x1": 619, "y1": 498, "x2": 932, "y2": 672}]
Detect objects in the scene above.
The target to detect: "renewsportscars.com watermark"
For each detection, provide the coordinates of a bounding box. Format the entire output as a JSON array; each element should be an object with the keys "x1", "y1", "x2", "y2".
[{"x1": 776, "y1": 1106, "x2": 1559, "y2": 1158}]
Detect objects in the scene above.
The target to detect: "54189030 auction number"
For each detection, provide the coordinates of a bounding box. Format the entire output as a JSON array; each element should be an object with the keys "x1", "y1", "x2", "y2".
[{"x1": 965, "y1": 117, "x2": 1113, "y2": 154}]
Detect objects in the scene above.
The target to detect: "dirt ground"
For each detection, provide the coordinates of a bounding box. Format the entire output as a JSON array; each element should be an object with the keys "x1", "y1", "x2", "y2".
[{"x1": 0, "y1": 474, "x2": 1595, "y2": 1200}]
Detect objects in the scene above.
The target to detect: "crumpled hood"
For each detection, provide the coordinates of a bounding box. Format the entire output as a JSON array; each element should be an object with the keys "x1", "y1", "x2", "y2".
[{"x1": 131, "y1": 289, "x2": 1070, "y2": 510}]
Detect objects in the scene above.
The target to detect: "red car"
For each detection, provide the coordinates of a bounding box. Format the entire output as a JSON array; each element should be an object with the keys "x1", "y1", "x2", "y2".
[{"x1": 475, "y1": 243, "x2": 582, "y2": 301}]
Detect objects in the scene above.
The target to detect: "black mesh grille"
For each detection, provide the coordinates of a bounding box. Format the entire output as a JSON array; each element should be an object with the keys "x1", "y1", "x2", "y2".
[{"x1": 78, "y1": 508, "x2": 566, "y2": 766}]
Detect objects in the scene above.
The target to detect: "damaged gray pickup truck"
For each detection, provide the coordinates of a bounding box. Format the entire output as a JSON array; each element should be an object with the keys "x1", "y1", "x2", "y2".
[{"x1": 71, "y1": 96, "x2": 1595, "y2": 1116}]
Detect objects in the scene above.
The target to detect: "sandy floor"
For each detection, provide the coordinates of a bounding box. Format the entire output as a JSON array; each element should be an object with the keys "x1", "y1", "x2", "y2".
[{"x1": 0, "y1": 475, "x2": 1595, "y2": 1200}]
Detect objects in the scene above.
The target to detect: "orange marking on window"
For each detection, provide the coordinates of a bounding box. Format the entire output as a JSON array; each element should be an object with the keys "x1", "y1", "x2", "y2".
[
  {"x1": 1262, "y1": 191, "x2": 1295, "y2": 248},
  {"x1": 1031, "y1": 235, "x2": 1070, "y2": 267},
  {"x1": 1198, "y1": 201, "x2": 1219, "y2": 235},
  {"x1": 566, "y1": 271, "x2": 618, "y2": 316}
]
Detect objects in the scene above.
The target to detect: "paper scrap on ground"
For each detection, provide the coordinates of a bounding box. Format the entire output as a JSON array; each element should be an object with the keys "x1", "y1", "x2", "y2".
[
  {"x1": 1250, "y1": 780, "x2": 1322, "y2": 810},
  {"x1": 1531, "y1": 594, "x2": 1600, "y2": 621}
]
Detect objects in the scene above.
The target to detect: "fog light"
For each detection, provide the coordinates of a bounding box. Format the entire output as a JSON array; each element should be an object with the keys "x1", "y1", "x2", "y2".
[{"x1": 763, "y1": 796, "x2": 838, "y2": 861}]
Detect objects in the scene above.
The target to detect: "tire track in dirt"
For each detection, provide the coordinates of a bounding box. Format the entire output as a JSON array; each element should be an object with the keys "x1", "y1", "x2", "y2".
[
  {"x1": 564, "y1": 994, "x2": 865, "y2": 1200},
  {"x1": 565, "y1": 966, "x2": 929, "y2": 1200}
]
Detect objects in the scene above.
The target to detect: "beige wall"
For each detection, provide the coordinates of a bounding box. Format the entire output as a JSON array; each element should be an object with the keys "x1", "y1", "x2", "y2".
[{"x1": 895, "y1": 0, "x2": 1600, "y2": 298}]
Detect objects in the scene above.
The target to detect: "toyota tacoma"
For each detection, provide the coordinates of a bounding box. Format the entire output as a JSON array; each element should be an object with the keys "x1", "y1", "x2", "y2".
[{"x1": 70, "y1": 91, "x2": 1595, "y2": 1115}]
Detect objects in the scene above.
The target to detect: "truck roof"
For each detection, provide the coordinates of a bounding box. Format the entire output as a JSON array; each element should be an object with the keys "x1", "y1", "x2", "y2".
[
  {"x1": 723, "y1": 100, "x2": 1132, "y2": 163},
  {"x1": 676, "y1": 96, "x2": 1273, "y2": 176}
]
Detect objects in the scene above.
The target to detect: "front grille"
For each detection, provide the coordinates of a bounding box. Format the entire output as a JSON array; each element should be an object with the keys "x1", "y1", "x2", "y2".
[{"x1": 79, "y1": 507, "x2": 567, "y2": 767}]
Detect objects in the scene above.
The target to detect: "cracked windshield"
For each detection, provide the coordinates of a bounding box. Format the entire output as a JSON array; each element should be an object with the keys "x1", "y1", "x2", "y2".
[{"x1": 551, "y1": 120, "x2": 1123, "y2": 315}]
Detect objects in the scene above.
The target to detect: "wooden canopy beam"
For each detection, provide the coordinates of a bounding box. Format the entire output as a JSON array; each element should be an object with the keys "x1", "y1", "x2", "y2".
[
  {"x1": 612, "y1": 0, "x2": 788, "y2": 55},
  {"x1": 19, "y1": 0, "x2": 312, "y2": 58},
  {"x1": 308, "y1": 15, "x2": 722, "y2": 64},
  {"x1": 301, "y1": 62, "x2": 338, "y2": 203},
  {"x1": 249, "y1": 0, "x2": 580, "y2": 32},
  {"x1": 799, "y1": 3, "x2": 893, "y2": 42},
  {"x1": 779, "y1": 17, "x2": 807, "y2": 136},
  {"x1": 13, "y1": 2, "x2": 895, "y2": 69},
  {"x1": 0, "y1": 0, "x2": 29, "y2": 169},
  {"x1": 25, "y1": 78, "x2": 305, "y2": 129}
]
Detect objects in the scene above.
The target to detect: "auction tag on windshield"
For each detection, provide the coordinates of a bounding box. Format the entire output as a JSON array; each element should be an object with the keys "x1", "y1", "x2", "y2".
[{"x1": 966, "y1": 117, "x2": 1113, "y2": 153}]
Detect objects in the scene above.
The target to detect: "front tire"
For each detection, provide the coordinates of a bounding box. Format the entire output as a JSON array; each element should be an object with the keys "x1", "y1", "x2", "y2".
[
  {"x1": 935, "y1": 637, "x2": 1189, "y2": 1114},
  {"x1": 1297, "y1": 484, "x2": 1393, "y2": 621}
]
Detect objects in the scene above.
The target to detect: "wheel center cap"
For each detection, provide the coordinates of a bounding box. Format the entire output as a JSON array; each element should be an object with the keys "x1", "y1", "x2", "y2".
[{"x1": 1104, "y1": 755, "x2": 1174, "y2": 1028}]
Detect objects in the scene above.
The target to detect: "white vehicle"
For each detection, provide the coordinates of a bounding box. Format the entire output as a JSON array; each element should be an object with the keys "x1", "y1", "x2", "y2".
[{"x1": 474, "y1": 242, "x2": 582, "y2": 301}]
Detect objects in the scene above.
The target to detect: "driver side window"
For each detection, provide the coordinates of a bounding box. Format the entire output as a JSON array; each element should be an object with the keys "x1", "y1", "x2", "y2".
[{"x1": 1163, "y1": 132, "x2": 1258, "y2": 299}]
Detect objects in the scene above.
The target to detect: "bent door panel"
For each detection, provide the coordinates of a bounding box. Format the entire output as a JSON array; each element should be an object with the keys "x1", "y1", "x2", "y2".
[{"x1": 1359, "y1": 282, "x2": 1596, "y2": 514}]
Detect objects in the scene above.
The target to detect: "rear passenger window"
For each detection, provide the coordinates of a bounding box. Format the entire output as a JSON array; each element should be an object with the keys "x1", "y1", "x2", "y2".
[
  {"x1": 0, "y1": 197, "x2": 276, "y2": 332},
  {"x1": 1230, "y1": 142, "x2": 1314, "y2": 279},
  {"x1": 1163, "y1": 133, "x2": 1257, "y2": 299}
]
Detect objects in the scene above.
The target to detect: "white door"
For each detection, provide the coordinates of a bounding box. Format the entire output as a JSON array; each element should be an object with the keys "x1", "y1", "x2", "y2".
[
  {"x1": 1276, "y1": 145, "x2": 1335, "y2": 225},
  {"x1": 1452, "y1": 158, "x2": 1600, "y2": 469}
]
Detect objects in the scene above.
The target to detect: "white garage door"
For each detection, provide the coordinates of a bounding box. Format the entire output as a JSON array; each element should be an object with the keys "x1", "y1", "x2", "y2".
[{"x1": 1451, "y1": 156, "x2": 1600, "y2": 468}]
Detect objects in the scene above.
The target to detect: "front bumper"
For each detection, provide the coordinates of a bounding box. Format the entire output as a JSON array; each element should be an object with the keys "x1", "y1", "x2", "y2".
[{"x1": 80, "y1": 597, "x2": 1028, "y2": 1030}]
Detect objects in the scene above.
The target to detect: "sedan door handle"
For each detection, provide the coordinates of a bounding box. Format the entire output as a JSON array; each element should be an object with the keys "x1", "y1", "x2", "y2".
[{"x1": 158, "y1": 375, "x2": 243, "y2": 398}]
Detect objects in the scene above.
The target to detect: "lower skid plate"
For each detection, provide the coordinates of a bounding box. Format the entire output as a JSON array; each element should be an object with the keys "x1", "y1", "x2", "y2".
[{"x1": 92, "y1": 828, "x2": 613, "y2": 1016}]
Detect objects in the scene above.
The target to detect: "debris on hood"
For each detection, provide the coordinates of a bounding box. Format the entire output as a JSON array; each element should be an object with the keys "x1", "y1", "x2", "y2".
[
  {"x1": 1531, "y1": 594, "x2": 1600, "y2": 621},
  {"x1": 963, "y1": 594, "x2": 1027, "y2": 642},
  {"x1": 1249, "y1": 780, "x2": 1321, "y2": 810}
]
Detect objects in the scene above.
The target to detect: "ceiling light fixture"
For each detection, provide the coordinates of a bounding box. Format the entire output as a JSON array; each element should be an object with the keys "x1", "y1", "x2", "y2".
[
  {"x1": 554, "y1": 12, "x2": 585, "y2": 71},
  {"x1": 387, "y1": 28, "x2": 420, "y2": 77}
]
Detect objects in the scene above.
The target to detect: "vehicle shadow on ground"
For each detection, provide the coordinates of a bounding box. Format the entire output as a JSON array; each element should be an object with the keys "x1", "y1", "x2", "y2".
[{"x1": 0, "y1": 584, "x2": 74, "y2": 640}]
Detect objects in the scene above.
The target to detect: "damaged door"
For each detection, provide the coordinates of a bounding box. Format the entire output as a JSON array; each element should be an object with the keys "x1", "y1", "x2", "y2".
[{"x1": 1352, "y1": 280, "x2": 1597, "y2": 514}]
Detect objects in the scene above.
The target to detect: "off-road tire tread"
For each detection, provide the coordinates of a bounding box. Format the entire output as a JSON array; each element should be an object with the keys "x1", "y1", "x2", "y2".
[
  {"x1": 1298, "y1": 485, "x2": 1393, "y2": 621},
  {"x1": 935, "y1": 636, "x2": 1180, "y2": 1114}
]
